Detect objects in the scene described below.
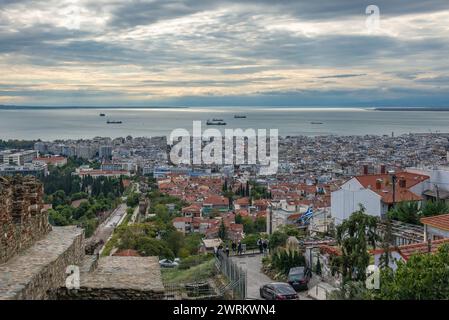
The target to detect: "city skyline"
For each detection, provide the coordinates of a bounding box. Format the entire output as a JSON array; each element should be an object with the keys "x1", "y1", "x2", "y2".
[{"x1": 1, "y1": 0, "x2": 449, "y2": 107}]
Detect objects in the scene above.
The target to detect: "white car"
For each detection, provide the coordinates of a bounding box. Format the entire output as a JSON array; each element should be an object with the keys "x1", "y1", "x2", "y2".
[{"x1": 159, "y1": 259, "x2": 179, "y2": 268}]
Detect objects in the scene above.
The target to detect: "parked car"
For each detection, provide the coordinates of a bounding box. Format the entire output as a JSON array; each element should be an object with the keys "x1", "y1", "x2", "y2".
[
  {"x1": 287, "y1": 266, "x2": 312, "y2": 291},
  {"x1": 259, "y1": 283, "x2": 298, "y2": 300},
  {"x1": 159, "y1": 258, "x2": 179, "y2": 268}
]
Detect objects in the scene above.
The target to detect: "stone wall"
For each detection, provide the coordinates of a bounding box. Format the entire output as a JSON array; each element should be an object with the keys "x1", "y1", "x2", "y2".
[
  {"x1": 0, "y1": 175, "x2": 51, "y2": 264},
  {"x1": 51, "y1": 256, "x2": 166, "y2": 300},
  {"x1": 0, "y1": 226, "x2": 85, "y2": 300},
  {"x1": 53, "y1": 287, "x2": 165, "y2": 300},
  {"x1": 15, "y1": 228, "x2": 85, "y2": 300}
]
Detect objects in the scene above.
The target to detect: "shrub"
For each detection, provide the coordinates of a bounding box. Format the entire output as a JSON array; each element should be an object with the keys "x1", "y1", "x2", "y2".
[{"x1": 271, "y1": 249, "x2": 306, "y2": 275}]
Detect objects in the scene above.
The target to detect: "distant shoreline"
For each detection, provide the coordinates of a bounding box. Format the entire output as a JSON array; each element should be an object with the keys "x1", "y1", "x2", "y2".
[
  {"x1": 0, "y1": 105, "x2": 188, "y2": 110},
  {"x1": 375, "y1": 107, "x2": 449, "y2": 111},
  {"x1": 2, "y1": 105, "x2": 449, "y2": 111}
]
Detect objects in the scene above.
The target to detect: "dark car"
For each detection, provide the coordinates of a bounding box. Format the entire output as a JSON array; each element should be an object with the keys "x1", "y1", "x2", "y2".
[
  {"x1": 259, "y1": 283, "x2": 298, "y2": 300},
  {"x1": 287, "y1": 267, "x2": 312, "y2": 291}
]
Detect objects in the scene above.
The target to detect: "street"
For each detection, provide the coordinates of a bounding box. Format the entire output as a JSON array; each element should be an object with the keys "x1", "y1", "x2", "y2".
[
  {"x1": 231, "y1": 254, "x2": 313, "y2": 300},
  {"x1": 86, "y1": 203, "x2": 128, "y2": 254}
]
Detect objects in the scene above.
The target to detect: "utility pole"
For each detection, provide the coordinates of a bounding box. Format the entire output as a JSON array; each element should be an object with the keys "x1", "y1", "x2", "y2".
[
  {"x1": 389, "y1": 170, "x2": 397, "y2": 209},
  {"x1": 435, "y1": 184, "x2": 440, "y2": 201}
]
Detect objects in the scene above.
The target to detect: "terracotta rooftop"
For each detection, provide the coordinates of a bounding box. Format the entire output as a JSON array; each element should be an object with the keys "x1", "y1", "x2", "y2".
[
  {"x1": 354, "y1": 171, "x2": 429, "y2": 204},
  {"x1": 203, "y1": 195, "x2": 229, "y2": 206},
  {"x1": 420, "y1": 213, "x2": 449, "y2": 231},
  {"x1": 235, "y1": 197, "x2": 250, "y2": 206},
  {"x1": 372, "y1": 238, "x2": 449, "y2": 261}
]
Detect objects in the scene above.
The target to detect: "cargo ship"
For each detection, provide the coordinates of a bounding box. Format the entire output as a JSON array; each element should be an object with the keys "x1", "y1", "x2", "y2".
[
  {"x1": 107, "y1": 120, "x2": 122, "y2": 124},
  {"x1": 206, "y1": 120, "x2": 226, "y2": 125},
  {"x1": 234, "y1": 115, "x2": 246, "y2": 118}
]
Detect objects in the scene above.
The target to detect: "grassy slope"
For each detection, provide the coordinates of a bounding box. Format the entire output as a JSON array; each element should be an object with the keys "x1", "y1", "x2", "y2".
[{"x1": 162, "y1": 259, "x2": 216, "y2": 284}]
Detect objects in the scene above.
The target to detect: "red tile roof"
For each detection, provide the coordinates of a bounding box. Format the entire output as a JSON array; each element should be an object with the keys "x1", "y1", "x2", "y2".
[
  {"x1": 35, "y1": 156, "x2": 67, "y2": 164},
  {"x1": 420, "y1": 213, "x2": 449, "y2": 231},
  {"x1": 372, "y1": 238, "x2": 449, "y2": 261},
  {"x1": 173, "y1": 217, "x2": 192, "y2": 223},
  {"x1": 354, "y1": 172, "x2": 429, "y2": 204},
  {"x1": 203, "y1": 195, "x2": 229, "y2": 206},
  {"x1": 235, "y1": 197, "x2": 250, "y2": 206},
  {"x1": 320, "y1": 245, "x2": 342, "y2": 256},
  {"x1": 182, "y1": 203, "x2": 201, "y2": 213}
]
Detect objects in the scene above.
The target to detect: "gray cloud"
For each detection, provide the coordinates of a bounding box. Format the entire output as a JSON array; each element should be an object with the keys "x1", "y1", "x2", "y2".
[{"x1": 1, "y1": 0, "x2": 449, "y2": 106}]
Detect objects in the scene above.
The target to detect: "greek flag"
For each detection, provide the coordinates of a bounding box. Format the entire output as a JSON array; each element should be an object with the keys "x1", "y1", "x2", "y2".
[
  {"x1": 297, "y1": 207, "x2": 313, "y2": 223},
  {"x1": 303, "y1": 207, "x2": 313, "y2": 218}
]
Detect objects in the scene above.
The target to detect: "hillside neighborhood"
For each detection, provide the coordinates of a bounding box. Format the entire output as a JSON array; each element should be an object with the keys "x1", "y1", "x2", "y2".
[{"x1": 2, "y1": 133, "x2": 449, "y2": 300}]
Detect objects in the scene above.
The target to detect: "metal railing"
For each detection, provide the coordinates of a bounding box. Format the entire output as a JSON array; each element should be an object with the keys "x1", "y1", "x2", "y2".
[
  {"x1": 163, "y1": 281, "x2": 219, "y2": 300},
  {"x1": 215, "y1": 252, "x2": 247, "y2": 299}
]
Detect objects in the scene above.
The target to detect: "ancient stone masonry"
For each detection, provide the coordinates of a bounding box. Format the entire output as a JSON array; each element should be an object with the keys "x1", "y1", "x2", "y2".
[
  {"x1": 0, "y1": 175, "x2": 166, "y2": 300},
  {"x1": 0, "y1": 175, "x2": 52, "y2": 264}
]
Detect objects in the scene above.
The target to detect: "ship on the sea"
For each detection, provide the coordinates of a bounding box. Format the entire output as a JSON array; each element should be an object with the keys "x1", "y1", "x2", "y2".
[
  {"x1": 234, "y1": 115, "x2": 246, "y2": 118},
  {"x1": 107, "y1": 120, "x2": 122, "y2": 124},
  {"x1": 206, "y1": 120, "x2": 226, "y2": 125},
  {"x1": 212, "y1": 118, "x2": 224, "y2": 121},
  {"x1": 310, "y1": 122, "x2": 323, "y2": 124},
  {"x1": 99, "y1": 113, "x2": 106, "y2": 117}
]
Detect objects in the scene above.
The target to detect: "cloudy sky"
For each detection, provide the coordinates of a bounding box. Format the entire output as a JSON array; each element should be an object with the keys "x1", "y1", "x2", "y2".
[{"x1": 1, "y1": 0, "x2": 449, "y2": 107}]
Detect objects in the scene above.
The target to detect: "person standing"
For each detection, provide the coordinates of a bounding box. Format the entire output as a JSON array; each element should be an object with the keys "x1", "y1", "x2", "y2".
[
  {"x1": 231, "y1": 241, "x2": 236, "y2": 253},
  {"x1": 237, "y1": 240, "x2": 242, "y2": 255},
  {"x1": 257, "y1": 238, "x2": 263, "y2": 254},
  {"x1": 262, "y1": 239, "x2": 268, "y2": 255},
  {"x1": 225, "y1": 244, "x2": 230, "y2": 257}
]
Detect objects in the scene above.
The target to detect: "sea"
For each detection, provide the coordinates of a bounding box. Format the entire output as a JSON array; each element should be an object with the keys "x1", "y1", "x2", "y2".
[{"x1": 1, "y1": 106, "x2": 449, "y2": 141}]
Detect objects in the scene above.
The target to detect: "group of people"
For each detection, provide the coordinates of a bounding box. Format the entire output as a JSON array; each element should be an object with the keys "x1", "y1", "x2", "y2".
[
  {"x1": 214, "y1": 240, "x2": 244, "y2": 258},
  {"x1": 214, "y1": 238, "x2": 269, "y2": 258},
  {"x1": 257, "y1": 238, "x2": 269, "y2": 255}
]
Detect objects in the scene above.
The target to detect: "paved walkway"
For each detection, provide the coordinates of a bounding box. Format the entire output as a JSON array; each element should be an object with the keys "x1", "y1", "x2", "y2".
[{"x1": 230, "y1": 254, "x2": 272, "y2": 300}]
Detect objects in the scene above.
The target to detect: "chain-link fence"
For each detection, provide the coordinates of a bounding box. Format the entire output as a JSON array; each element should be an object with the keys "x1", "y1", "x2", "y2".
[{"x1": 215, "y1": 252, "x2": 247, "y2": 299}]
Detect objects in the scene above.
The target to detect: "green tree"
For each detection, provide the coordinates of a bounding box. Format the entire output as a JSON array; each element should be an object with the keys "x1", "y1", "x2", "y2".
[
  {"x1": 164, "y1": 230, "x2": 184, "y2": 257},
  {"x1": 126, "y1": 192, "x2": 140, "y2": 207},
  {"x1": 219, "y1": 220, "x2": 227, "y2": 240},
  {"x1": 387, "y1": 201, "x2": 420, "y2": 224},
  {"x1": 268, "y1": 231, "x2": 289, "y2": 250},
  {"x1": 316, "y1": 257, "x2": 322, "y2": 276},
  {"x1": 235, "y1": 214, "x2": 243, "y2": 224},
  {"x1": 254, "y1": 217, "x2": 267, "y2": 233},
  {"x1": 379, "y1": 216, "x2": 394, "y2": 269},
  {"x1": 270, "y1": 248, "x2": 305, "y2": 275},
  {"x1": 154, "y1": 204, "x2": 170, "y2": 223},
  {"x1": 375, "y1": 244, "x2": 449, "y2": 299},
  {"x1": 332, "y1": 206, "x2": 379, "y2": 283},
  {"x1": 421, "y1": 200, "x2": 449, "y2": 218},
  {"x1": 241, "y1": 233, "x2": 261, "y2": 249},
  {"x1": 241, "y1": 216, "x2": 255, "y2": 234},
  {"x1": 48, "y1": 208, "x2": 71, "y2": 226},
  {"x1": 51, "y1": 190, "x2": 68, "y2": 207}
]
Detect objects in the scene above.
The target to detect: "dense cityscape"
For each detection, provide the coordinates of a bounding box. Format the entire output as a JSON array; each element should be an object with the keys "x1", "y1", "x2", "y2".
[
  {"x1": 2, "y1": 131, "x2": 449, "y2": 300},
  {"x1": 2, "y1": 0, "x2": 449, "y2": 311}
]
